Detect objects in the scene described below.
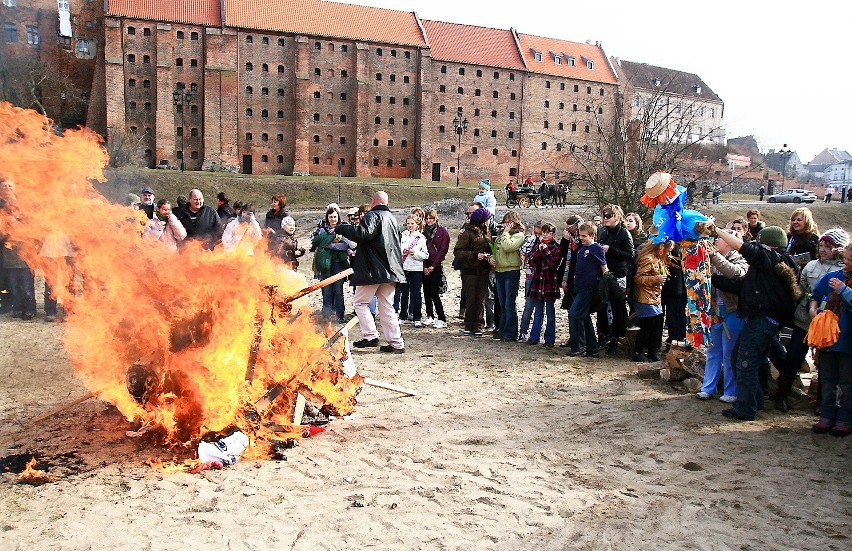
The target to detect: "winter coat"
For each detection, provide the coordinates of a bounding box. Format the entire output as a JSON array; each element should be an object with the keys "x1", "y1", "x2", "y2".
[
  {"x1": 794, "y1": 257, "x2": 844, "y2": 330},
  {"x1": 737, "y1": 241, "x2": 801, "y2": 323},
  {"x1": 335, "y1": 205, "x2": 405, "y2": 286},
  {"x1": 270, "y1": 231, "x2": 304, "y2": 266},
  {"x1": 174, "y1": 205, "x2": 221, "y2": 249},
  {"x1": 222, "y1": 216, "x2": 263, "y2": 254},
  {"x1": 311, "y1": 225, "x2": 351, "y2": 275},
  {"x1": 596, "y1": 222, "x2": 634, "y2": 277},
  {"x1": 633, "y1": 254, "x2": 667, "y2": 306},
  {"x1": 528, "y1": 240, "x2": 562, "y2": 302},
  {"x1": 787, "y1": 232, "x2": 818, "y2": 263},
  {"x1": 401, "y1": 229, "x2": 429, "y2": 271},
  {"x1": 142, "y1": 213, "x2": 187, "y2": 251},
  {"x1": 423, "y1": 224, "x2": 450, "y2": 268},
  {"x1": 472, "y1": 190, "x2": 497, "y2": 215},
  {"x1": 453, "y1": 223, "x2": 492, "y2": 276},
  {"x1": 708, "y1": 250, "x2": 748, "y2": 314},
  {"x1": 493, "y1": 229, "x2": 525, "y2": 272}
]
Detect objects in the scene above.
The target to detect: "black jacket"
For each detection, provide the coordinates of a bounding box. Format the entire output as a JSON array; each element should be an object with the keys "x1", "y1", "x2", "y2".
[
  {"x1": 596, "y1": 222, "x2": 634, "y2": 277},
  {"x1": 174, "y1": 205, "x2": 221, "y2": 249},
  {"x1": 737, "y1": 241, "x2": 799, "y2": 323},
  {"x1": 336, "y1": 205, "x2": 405, "y2": 286}
]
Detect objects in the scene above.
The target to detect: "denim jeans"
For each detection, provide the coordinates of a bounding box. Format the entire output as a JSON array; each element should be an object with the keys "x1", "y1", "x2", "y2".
[
  {"x1": 402, "y1": 270, "x2": 424, "y2": 321},
  {"x1": 570, "y1": 286, "x2": 598, "y2": 352},
  {"x1": 320, "y1": 261, "x2": 346, "y2": 320},
  {"x1": 732, "y1": 317, "x2": 781, "y2": 419},
  {"x1": 7, "y1": 267, "x2": 36, "y2": 316},
  {"x1": 702, "y1": 322, "x2": 741, "y2": 397},
  {"x1": 495, "y1": 270, "x2": 520, "y2": 340},
  {"x1": 530, "y1": 299, "x2": 555, "y2": 344},
  {"x1": 423, "y1": 266, "x2": 446, "y2": 322},
  {"x1": 519, "y1": 277, "x2": 534, "y2": 337},
  {"x1": 818, "y1": 351, "x2": 852, "y2": 427}
]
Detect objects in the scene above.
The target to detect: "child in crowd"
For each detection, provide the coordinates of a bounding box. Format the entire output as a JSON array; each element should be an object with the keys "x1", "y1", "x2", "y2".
[
  {"x1": 222, "y1": 203, "x2": 263, "y2": 255},
  {"x1": 518, "y1": 221, "x2": 543, "y2": 342},
  {"x1": 527, "y1": 223, "x2": 561, "y2": 346},
  {"x1": 631, "y1": 241, "x2": 669, "y2": 362},
  {"x1": 568, "y1": 222, "x2": 607, "y2": 357},
  {"x1": 399, "y1": 215, "x2": 429, "y2": 326},
  {"x1": 271, "y1": 216, "x2": 305, "y2": 270}
]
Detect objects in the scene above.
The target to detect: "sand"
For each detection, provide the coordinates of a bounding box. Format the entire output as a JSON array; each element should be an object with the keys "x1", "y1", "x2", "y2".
[{"x1": 0, "y1": 209, "x2": 848, "y2": 551}]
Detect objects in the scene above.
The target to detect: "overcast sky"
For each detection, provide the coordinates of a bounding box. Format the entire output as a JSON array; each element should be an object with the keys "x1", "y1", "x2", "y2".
[{"x1": 348, "y1": 0, "x2": 850, "y2": 163}]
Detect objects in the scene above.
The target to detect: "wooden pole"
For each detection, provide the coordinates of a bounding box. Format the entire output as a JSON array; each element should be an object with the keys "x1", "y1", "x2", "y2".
[
  {"x1": 283, "y1": 268, "x2": 354, "y2": 304},
  {"x1": 324, "y1": 316, "x2": 360, "y2": 349},
  {"x1": 31, "y1": 391, "x2": 98, "y2": 424},
  {"x1": 363, "y1": 377, "x2": 417, "y2": 396}
]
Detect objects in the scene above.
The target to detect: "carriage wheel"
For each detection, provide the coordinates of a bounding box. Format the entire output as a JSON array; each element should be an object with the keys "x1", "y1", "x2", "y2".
[
  {"x1": 533, "y1": 196, "x2": 544, "y2": 207},
  {"x1": 506, "y1": 198, "x2": 518, "y2": 208},
  {"x1": 518, "y1": 196, "x2": 531, "y2": 208}
]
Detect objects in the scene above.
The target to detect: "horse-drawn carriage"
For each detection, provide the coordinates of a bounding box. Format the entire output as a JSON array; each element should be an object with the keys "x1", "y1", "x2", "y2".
[{"x1": 505, "y1": 186, "x2": 543, "y2": 208}]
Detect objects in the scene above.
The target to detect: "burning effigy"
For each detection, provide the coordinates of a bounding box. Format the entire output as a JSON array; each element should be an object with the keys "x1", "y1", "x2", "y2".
[{"x1": 0, "y1": 103, "x2": 363, "y2": 463}]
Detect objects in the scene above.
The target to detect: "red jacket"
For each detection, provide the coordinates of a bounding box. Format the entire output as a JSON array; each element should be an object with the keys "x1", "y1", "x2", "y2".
[{"x1": 529, "y1": 241, "x2": 562, "y2": 301}]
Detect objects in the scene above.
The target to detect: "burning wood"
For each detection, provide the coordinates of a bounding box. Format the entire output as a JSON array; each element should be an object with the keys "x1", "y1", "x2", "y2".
[{"x1": 17, "y1": 457, "x2": 56, "y2": 486}]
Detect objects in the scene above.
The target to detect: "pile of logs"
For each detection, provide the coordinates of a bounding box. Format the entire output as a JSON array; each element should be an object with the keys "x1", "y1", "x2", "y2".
[{"x1": 636, "y1": 342, "x2": 706, "y2": 392}]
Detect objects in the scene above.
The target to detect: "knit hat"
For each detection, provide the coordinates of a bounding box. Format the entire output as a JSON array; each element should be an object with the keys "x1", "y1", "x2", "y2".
[
  {"x1": 281, "y1": 216, "x2": 295, "y2": 228},
  {"x1": 478, "y1": 180, "x2": 491, "y2": 191},
  {"x1": 469, "y1": 207, "x2": 492, "y2": 225},
  {"x1": 819, "y1": 227, "x2": 849, "y2": 248},
  {"x1": 758, "y1": 225, "x2": 788, "y2": 248}
]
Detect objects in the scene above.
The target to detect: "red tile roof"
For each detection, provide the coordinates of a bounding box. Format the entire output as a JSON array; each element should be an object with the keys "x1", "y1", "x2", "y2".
[
  {"x1": 422, "y1": 20, "x2": 526, "y2": 71},
  {"x1": 224, "y1": 0, "x2": 426, "y2": 47},
  {"x1": 106, "y1": 0, "x2": 222, "y2": 27},
  {"x1": 515, "y1": 33, "x2": 617, "y2": 85}
]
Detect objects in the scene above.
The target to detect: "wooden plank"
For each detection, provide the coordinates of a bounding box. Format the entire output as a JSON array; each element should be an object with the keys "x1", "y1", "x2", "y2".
[
  {"x1": 363, "y1": 377, "x2": 417, "y2": 396},
  {"x1": 292, "y1": 393, "x2": 306, "y2": 425}
]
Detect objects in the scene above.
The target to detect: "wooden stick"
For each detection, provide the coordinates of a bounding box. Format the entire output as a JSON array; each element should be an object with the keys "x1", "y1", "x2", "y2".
[
  {"x1": 31, "y1": 391, "x2": 99, "y2": 424},
  {"x1": 323, "y1": 316, "x2": 360, "y2": 349},
  {"x1": 284, "y1": 268, "x2": 354, "y2": 304},
  {"x1": 363, "y1": 377, "x2": 417, "y2": 396},
  {"x1": 292, "y1": 393, "x2": 306, "y2": 425}
]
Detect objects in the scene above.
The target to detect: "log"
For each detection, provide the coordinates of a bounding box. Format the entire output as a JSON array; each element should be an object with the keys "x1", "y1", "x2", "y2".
[
  {"x1": 682, "y1": 378, "x2": 702, "y2": 393},
  {"x1": 660, "y1": 367, "x2": 690, "y2": 382},
  {"x1": 363, "y1": 377, "x2": 417, "y2": 396},
  {"x1": 681, "y1": 347, "x2": 707, "y2": 380},
  {"x1": 31, "y1": 391, "x2": 98, "y2": 424},
  {"x1": 284, "y1": 269, "x2": 354, "y2": 304},
  {"x1": 636, "y1": 361, "x2": 664, "y2": 380}
]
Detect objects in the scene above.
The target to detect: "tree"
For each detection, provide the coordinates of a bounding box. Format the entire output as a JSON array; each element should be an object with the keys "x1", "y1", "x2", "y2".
[
  {"x1": 105, "y1": 127, "x2": 148, "y2": 168},
  {"x1": 0, "y1": 54, "x2": 84, "y2": 122},
  {"x1": 541, "y1": 72, "x2": 726, "y2": 214}
]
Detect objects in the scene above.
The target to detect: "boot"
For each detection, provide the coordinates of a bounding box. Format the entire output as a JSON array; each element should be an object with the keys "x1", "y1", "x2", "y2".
[
  {"x1": 606, "y1": 338, "x2": 618, "y2": 356},
  {"x1": 774, "y1": 372, "x2": 796, "y2": 413}
]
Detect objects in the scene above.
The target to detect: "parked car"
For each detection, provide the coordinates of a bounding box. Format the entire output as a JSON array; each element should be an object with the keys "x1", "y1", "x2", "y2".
[{"x1": 767, "y1": 189, "x2": 817, "y2": 203}]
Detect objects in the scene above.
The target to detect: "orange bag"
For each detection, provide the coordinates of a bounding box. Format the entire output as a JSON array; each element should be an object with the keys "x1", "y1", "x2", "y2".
[{"x1": 807, "y1": 310, "x2": 841, "y2": 348}]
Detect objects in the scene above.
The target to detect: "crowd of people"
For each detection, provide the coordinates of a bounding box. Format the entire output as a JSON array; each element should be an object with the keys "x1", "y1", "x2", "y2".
[{"x1": 1, "y1": 176, "x2": 850, "y2": 436}]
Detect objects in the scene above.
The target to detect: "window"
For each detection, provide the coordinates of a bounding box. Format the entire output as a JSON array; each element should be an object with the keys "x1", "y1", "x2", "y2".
[
  {"x1": 262, "y1": 37, "x2": 269, "y2": 45},
  {"x1": 403, "y1": 98, "x2": 409, "y2": 105},
  {"x1": 459, "y1": 68, "x2": 465, "y2": 75},
  {"x1": 439, "y1": 85, "x2": 445, "y2": 92},
  {"x1": 376, "y1": 73, "x2": 382, "y2": 81},
  {"x1": 402, "y1": 118, "x2": 409, "y2": 126},
  {"x1": 313, "y1": 113, "x2": 320, "y2": 121},
  {"x1": 245, "y1": 62, "x2": 253, "y2": 71},
  {"x1": 573, "y1": 84, "x2": 579, "y2": 92},
  {"x1": 556, "y1": 143, "x2": 563, "y2": 151},
  {"x1": 492, "y1": 91, "x2": 499, "y2": 99},
  {"x1": 559, "y1": 102, "x2": 564, "y2": 110},
  {"x1": 544, "y1": 100, "x2": 550, "y2": 108},
  {"x1": 510, "y1": 93, "x2": 516, "y2": 100},
  {"x1": 339, "y1": 137, "x2": 346, "y2": 144},
  {"x1": 261, "y1": 155, "x2": 268, "y2": 163},
  {"x1": 441, "y1": 65, "x2": 447, "y2": 74},
  {"x1": 560, "y1": 83, "x2": 565, "y2": 91},
  {"x1": 277, "y1": 155, "x2": 284, "y2": 163},
  {"x1": 261, "y1": 87, "x2": 268, "y2": 95},
  {"x1": 541, "y1": 142, "x2": 547, "y2": 150},
  {"x1": 586, "y1": 86, "x2": 592, "y2": 94},
  {"x1": 261, "y1": 109, "x2": 269, "y2": 118},
  {"x1": 128, "y1": 79, "x2": 137, "y2": 87},
  {"x1": 492, "y1": 149, "x2": 498, "y2": 156},
  {"x1": 509, "y1": 73, "x2": 515, "y2": 81},
  {"x1": 245, "y1": 133, "x2": 252, "y2": 141},
  {"x1": 261, "y1": 133, "x2": 269, "y2": 142},
  {"x1": 439, "y1": 105, "x2": 446, "y2": 113},
  {"x1": 313, "y1": 68, "x2": 320, "y2": 76},
  {"x1": 558, "y1": 123, "x2": 563, "y2": 130},
  {"x1": 491, "y1": 110, "x2": 497, "y2": 118},
  {"x1": 177, "y1": 31, "x2": 184, "y2": 39},
  {"x1": 555, "y1": 56, "x2": 561, "y2": 65},
  {"x1": 342, "y1": 44, "x2": 349, "y2": 52},
  {"x1": 587, "y1": 60, "x2": 594, "y2": 70},
  {"x1": 278, "y1": 65, "x2": 284, "y2": 73},
  {"x1": 375, "y1": 117, "x2": 381, "y2": 124},
  {"x1": 191, "y1": 105, "x2": 198, "y2": 114},
  {"x1": 375, "y1": 96, "x2": 381, "y2": 104},
  {"x1": 584, "y1": 125, "x2": 590, "y2": 133},
  {"x1": 473, "y1": 129, "x2": 480, "y2": 137},
  {"x1": 403, "y1": 76, "x2": 410, "y2": 83},
  {"x1": 128, "y1": 101, "x2": 137, "y2": 110},
  {"x1": 129, "y1": 126, "x2": 138, "y2": 135},
  {"x1": 491, "y1": 130, "x2": 497, "y2": 138},
  {"x1": 597, "y1": 107, "x2": 603, "y2": 114},
  {"x1": 474, "y1": 108, "x2": 480, "y2": 116},
  {"x1": 534, "y1": 51, "x2": 542, "y2": 62},
  {"x1": 450, "y1": 145, "x2": 455, "y2": 153},
  {"x1": 191, "y1": 32, "x2": 198, "y2": 40},
  {"x1": 277, "y1": 110, "x2": 283, "y2": 118},
  {"x1": 190, "y1": 59, "x2": 198, "y2": 67},
  {"x1": 277, "y1": 134, "x2": 283, "y2": 142},
  {"x1": 143, "y1": 55, "x2": 150, "y2": 64},
  {"x1": 404, "y1": 51, "x2": 410, "y2": 58},
  {"x1": 246, "y1": 35, "x2": 253, "y2": 44},
  {"x1": 143, "y1": 102, "x2": 152, "y2": 110},
  {"x1": 400, "y1": 160, "x2": 407, "y2": 167},
  {"x1": 508, "y1": 131, "x2": 514, "y2": 139},
  {"x1": 600, "y1": 88, "x2": 605, "y2": 96},
  {"x1": 586, "y1": 105, "x2": 591, "y2": 112},
  {"x1": 313, "y1": 91, "x2": 321, "y2": 99},
  {"x1": 386, "y1": 159, "x2": 393, "y2": 167},
  {"x1": 571, "y1": 123, "x2": 577, "y2": 131},
  {"x1": 401, "y1": 140, "x2": 407, "y2": 147},
  {"x1": 278, "y1": 38, "x2": 285, "y2": 46},
  {"x1": 314, "y1": 158, "x2": 321, "y2": 165},
  {"x1": 176, "y1": 58, "x2": 183, "y2": 66},
  {"x1": 376, "y1": 48, "x2": 382, "y2": 56},
  {"x1": 509, "y1": 112, "x2": 515, "y2": 120},
  {"x1": 143, "y1": 28, "x2": 151, "y2": 37},
  {"x1": 78, "y1": 40, "x2": 90, "y2": 53},
  {"x1": 278, "y1": 88, "x2": 284, "y2": 96},
  {"x1": 314, "y1": 41, "x2": 321, "y2": 50},
  {"x1": 439, "y1": 125, "x2": 445, "y2": 133},
  {"x1": 471, "y1": 147, "x2": 478, "y2": 155},
  {"x1": 572, "y1": 104, "x2": 578, "y2": 112},
  {"x1": 545, "y1": 81, "x2": 551, "y2": 89},
  {"x1": 373, "y1": 138, "x2": 379, "y2": 146},
  {"x1": 246, "y1": 108, "x2": 253, "y2": 117},
  {"x1": 567, "y1": 57, "x2": 575, "y2": 67},
  {"x1": 127, "y1": 26, "x2": 136, "y2": 35},
  {"x1": 476, "y1": 70, "x2": 482, "y2": 77},
  {"x1": 190, "y1": 83, "x2": 197, "y2": 92},
  {"x1": 544, "y1": 121, "x2": 549, "y2": 129},
  {"x1": 314, "y1": 135, "x2": 320, "y2": 143},
  {"x1": 340, "y1": 115, "x2": 347, "y2": 122},
  {"x1": 26, "y1": 25, "x2": 39, "y2": 45},
  {"x1": 341, "y1": 70, "x2": 348, "y2": 78},
  {"x1": 191, "y1": 128, "x2": 198, "y2": 136},
  {"x1": 457, "y1": 87, "x2": 464, "y2": 94},
  {"x1": 127, "y1": 53, "x2": 135, "y2": 63},
  {"x1": 475, "y1": 89, "x2": 481, "y2": 97},
  {"x1": 388, "y1": 117, "x2": 395, "y2": 125},
  {"x1": 262, "y1": 63, "x2": 268, "y2": 72}
]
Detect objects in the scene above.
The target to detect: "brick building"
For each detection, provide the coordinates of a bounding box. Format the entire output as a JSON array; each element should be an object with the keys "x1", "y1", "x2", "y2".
[{"x1": 100, "y1": 0, "x2": 624, "y2": 182}]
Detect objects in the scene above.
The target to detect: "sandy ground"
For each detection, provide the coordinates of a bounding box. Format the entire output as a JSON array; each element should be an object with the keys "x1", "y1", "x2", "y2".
[{"x1": 0, "y1": 208, "x2": 849, "y2": 551}]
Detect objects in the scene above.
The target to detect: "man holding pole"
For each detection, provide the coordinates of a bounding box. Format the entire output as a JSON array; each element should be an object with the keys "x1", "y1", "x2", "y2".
[{"x1": 336, "y1": 191, "x2": 406, "y2": 353}]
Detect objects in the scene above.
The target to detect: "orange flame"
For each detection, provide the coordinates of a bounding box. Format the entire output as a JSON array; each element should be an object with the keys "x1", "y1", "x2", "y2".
[
  {"x1": 17, "y1": 457, "x2": 56, "y2": 484},
  {"x1": 0, "y1": 103, "x2": 362, "y2": 450}
]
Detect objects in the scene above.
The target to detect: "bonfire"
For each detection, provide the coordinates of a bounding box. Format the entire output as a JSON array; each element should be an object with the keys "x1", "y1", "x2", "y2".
[{"x1": 0, "y1": 103, "x2": 363, "y2": 463}]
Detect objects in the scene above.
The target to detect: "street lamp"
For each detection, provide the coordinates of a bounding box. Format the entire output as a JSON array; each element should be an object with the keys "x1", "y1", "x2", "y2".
[
  {"x1": 452, "y1": 108, "x2": 468, "y2": 188},
  {"x1": 778, "y1": 143, "x2": 792, "y2": 192},
  {"x1": 172, "y1": 87, "x2": 193, "y2": 172}
]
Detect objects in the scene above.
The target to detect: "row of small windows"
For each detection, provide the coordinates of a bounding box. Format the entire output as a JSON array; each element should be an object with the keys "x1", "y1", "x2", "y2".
[
  {"x1": 545, "y1": 81, "x2": 606, "y2": 96},
  {"x1": 246, "y1": 109, "x2": 289, "y2": 119},
  {"x1": 543, "y1": 101, "x2": 603, "y2": 114},
  {"x1": 245, "y1": 133, "x2": 287, "y2": 142},
  {"x1": 175, "y1": 151, "x2": 200, "y2": 160},
  {"x1": 175, "y1": 31, "x2": 200, "y2": 40},
  {"x1": 371, "y1": 139, "x2": 409, "y2": 148},
  {"x1": 440, "y1": 66, "x2": 515, "y2": 81},
  {"x1": 126, "y1": 27, "x2": 151, "y2": 36},
  {"x1": 375, "y1": 48, "x2": 411, "y2": 59},
  {"x1": 126, "y1": 54, "x2": 150, "y2": 64},
  {"x1": 174, "y1": 127, "x2": 200, "y2": 137},
  {"x1": 541, "y1": 142, "x2": 594, "y2": 153},
  {"x1": 364, "y1": 159, "x2": 409, "y2": 167},
  {"x1": 175, "y1": 58, "x2": 198, "y2": 67},
  {"x1": 3, "y1": 23, "x2": 40, "y2": 45},
  {"x1": 313, "y1": 41, "x2": 348, "y2": 52},
  {"x1": 372, "y1": 73, "x2": 410, "y2": 84},
  {"x1": 543, "y1": 122, "x2": 593, "y2": 132},
  {"x1": 374, "y1": 96, "x2": 410, "y2": 105},
  {"x1": 313, "y1": 91, "x2": 348, "y2": 100},
  {"x1": 128, "y1": 79, "x2": 151, "y2": 88},
  {"x1": 436, "y1": 86, "x2": 511, "y2": 98},
  {"x1": 439, "y1": 105, "x2": 515, "y2": 119},
  {"x1": 247, "y1": 86, "x2": 287, "y2": 97}
]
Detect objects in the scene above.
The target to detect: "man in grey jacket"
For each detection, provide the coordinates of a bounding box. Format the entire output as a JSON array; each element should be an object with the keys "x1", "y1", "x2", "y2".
[{"x1": 336, "y1": 191, "x2": 406, "y2": 353}]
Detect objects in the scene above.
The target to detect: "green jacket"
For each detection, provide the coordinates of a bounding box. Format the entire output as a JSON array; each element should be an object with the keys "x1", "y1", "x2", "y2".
[{"x1": 493, "y1": 230, "x2": 525, "y2": 272}]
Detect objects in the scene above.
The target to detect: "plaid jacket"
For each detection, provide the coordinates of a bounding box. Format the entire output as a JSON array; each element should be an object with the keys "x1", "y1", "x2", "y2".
[{"x1": 528, "y1": 241, "x2": 562, "y2": 301}]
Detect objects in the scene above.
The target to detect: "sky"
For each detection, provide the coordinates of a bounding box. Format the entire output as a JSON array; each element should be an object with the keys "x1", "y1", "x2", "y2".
[{"x1": 347, "y1": 0, "x2": 851, "y2": 164}]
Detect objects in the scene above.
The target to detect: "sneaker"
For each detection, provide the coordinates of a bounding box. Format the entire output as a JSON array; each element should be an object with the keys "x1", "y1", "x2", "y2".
[
  {"x1": 719, "y1": 395, "x2": 737, "y2": 404},
  {"x1": 811, "y1": 421, "x2": 833, "y2": 434},
  {"x1": 462, "y1": 330, "x2": 472, "y2": 336},
  {"x1": 45, "y1": 315, "x2": 57, "y2": 322},
  {"x1": 398, "y1": 318, "x2": 409, "y2": 325},
  {"x1": 433, "y1": 320, "x2": 447, "y2": 329},
  {"x1": 352, "y1": 338, "x2": 379, "y2": 348},
  {"x1": 379, "y1": 344, "x2": 404, "y2": 354},
  {"x1": 473, "y1": 332, "x2": 484, "y2": 338},
  {"x1": 517, "y1": 333, "x2": 528, "y2": 343},
  {"x1": 423, "y1": 317, "x2": 434, "y2": 326},
  {"x1": 484, "y1": 325, "x2": 495, "y2": 332},
  {"x1": 606, "y1": 340, "x2": 619, "y2": 356},
  {"x1": 829, "y1": 426, "x2": 851, "y2": 438},
  {"x1": 413, "y1": 320, "x2": 422, "y2": 328},
  {"x1": 696, "y1": 391, "x2": 712, "y2": 400}
]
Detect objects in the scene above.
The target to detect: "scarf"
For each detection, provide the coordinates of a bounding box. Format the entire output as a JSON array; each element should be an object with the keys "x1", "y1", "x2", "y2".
[
  {"x1": 826, "y1": 271, "x2": 852, "y2": 315},
  {"x1": 424, "y1": 223, "x2": 437, "y2": 241}
]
